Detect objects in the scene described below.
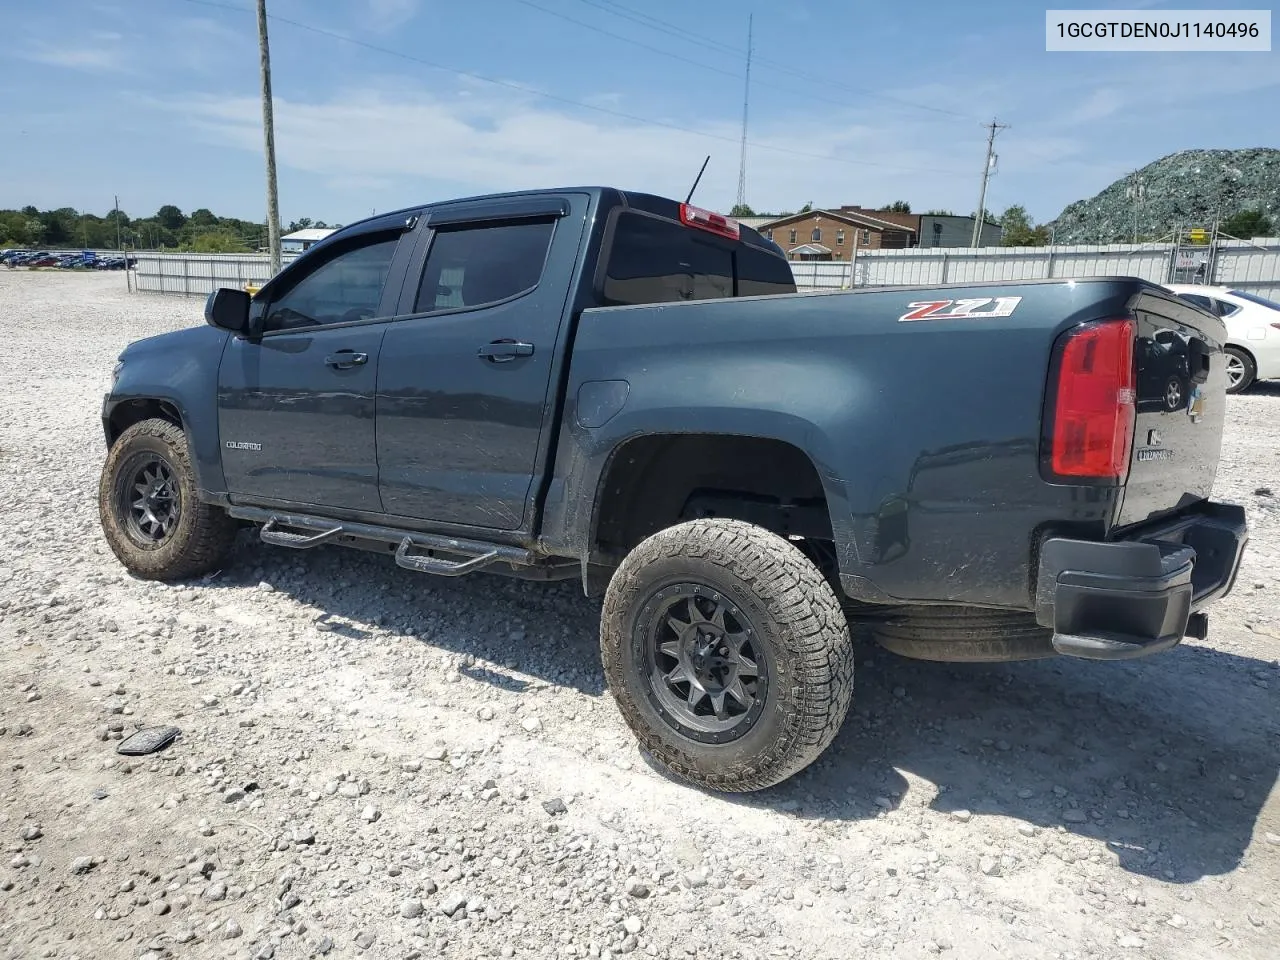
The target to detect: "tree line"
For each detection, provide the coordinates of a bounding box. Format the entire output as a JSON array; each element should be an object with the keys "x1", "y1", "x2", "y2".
[{"x1": 0, "y1": 204, "x2": 339, "y2": 252}]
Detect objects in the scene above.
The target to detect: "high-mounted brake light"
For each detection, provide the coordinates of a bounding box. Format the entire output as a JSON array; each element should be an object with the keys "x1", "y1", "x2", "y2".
[
  {"x1": 679, "y1": 203, "x2": 741, "y2": 240},
  {"x1": 1044, "y1": 318, "x2": 1136, "y2": 482}
]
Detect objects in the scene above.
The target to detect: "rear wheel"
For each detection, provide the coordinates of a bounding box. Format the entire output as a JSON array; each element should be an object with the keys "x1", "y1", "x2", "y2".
[
  {"x1": 1224, "y1": 347, "x2": 1256, "y2": 394},
  {"x1": 98, "y1": 418, "x2": 237, "y2": 581},
  {"x1": 600, "y1": 519, "x2": 854, "y2": 792}
]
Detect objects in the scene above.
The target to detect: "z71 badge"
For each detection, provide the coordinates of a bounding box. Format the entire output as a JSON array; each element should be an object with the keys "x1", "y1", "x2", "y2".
[{"x1": 898, "y1": 296, "x2": 1023, "y2": 322}]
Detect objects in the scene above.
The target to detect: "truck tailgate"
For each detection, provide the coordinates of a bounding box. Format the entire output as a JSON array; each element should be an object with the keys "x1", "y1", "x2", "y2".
[{"x1": 1117, "y1": 288, "x2": 1230, "y2": 529}]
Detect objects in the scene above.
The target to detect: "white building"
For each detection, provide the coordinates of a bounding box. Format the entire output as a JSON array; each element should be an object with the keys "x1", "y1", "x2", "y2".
[{"x1": 281, "y1": 228, "x2": 337, "y2": 253}]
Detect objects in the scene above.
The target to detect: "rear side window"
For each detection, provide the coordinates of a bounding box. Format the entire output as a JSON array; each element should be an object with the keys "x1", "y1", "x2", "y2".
[
  {"x1": 603, "y1": 213, "x2": 732, "y2": 305},
  {"x1": 737, "y1": 244, "x2": 797, "y2": 297},
  {"x1": 415, "y1": 218, "x2": 556, "y2": 313},
  {"x1": 602, "y1": 212, "x2": 795, "y2": 306}
]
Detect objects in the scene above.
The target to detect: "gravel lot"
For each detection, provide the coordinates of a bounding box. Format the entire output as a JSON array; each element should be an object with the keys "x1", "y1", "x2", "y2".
[{"x1": 1, "y1": 270, "x2": 1278, "y2": 960}]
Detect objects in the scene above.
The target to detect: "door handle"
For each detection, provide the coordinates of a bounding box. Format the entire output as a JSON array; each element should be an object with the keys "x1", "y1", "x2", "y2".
[
  {"x1": 477, "y1": 340, "x2": 534, "y2": 363},
  {"x1": 325, "y1": 351, "x2": 368, "y2": 370}
]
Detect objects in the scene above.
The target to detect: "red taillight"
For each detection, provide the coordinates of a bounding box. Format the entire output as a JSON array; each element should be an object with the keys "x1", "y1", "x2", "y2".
[
  {"x1": 679, "y1": 203, "x2": 741, "y2": 240},
  {"x1": 1047, "y1": 318, "x2": 1136, "y2": 481}
]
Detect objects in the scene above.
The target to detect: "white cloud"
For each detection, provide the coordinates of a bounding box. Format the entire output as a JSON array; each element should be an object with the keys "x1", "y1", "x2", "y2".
[
  {"x1": 152, "y1": 84, "x2": 978, "y2": 214},
  {"x1": 23, "y1": 42, "x2": 129, "y2": 73},
  {"x1": 365, "y1": 0, "x2": 421, "y2": 31},
  {"x1": 1063, "y1": 88, "x2": 1124, "y2": 125}
]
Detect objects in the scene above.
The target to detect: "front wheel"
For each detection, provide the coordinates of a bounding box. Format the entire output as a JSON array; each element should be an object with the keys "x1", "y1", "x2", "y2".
[
  {"x1": 98, "y1": 418, "x2": 237, "y2": 581},
  {"x1": 600, "y1": 519, "x2": 855, "y2": 793},
  {"x1": 1224, "y1": 347, "x2": 1256, "y2": 394}
]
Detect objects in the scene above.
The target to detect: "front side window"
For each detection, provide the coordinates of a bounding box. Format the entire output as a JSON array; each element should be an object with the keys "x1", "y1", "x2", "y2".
[
  {"x1": 264, "y1": 235, "x2": 400, "y2": 331},
  {"x1": 415, "y1": 218, "x2": 556, "y2": 313},
  {"x1": 602, "y1": 212, "x2": 733, "y2": 306}
]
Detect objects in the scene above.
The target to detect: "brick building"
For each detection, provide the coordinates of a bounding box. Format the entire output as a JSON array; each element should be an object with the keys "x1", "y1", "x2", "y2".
[
  {"x1": 755, "y1": 206, "x2": 1002, "y2": 258},
  {"x1": 758, "y1": 209, "x2": 915, "y2": 261}
]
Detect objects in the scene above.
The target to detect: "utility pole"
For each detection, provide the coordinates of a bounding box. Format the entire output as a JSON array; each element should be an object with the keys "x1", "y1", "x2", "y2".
[
  {"x1": 257, "y1": 0, "x2": 282, "y2": 274},
  {"x1": 114, "y1": 195, "x2": 121, "y2": 250},
  {"x1": 1125, "y1": 174, "x2": 1146, "y2": 243},
  {"x1": 735, "y1": 14, "x2": 752, "y2": 213},
  {"x1": 970, "y1": 118, "x2": 1008, "y2": 247}
]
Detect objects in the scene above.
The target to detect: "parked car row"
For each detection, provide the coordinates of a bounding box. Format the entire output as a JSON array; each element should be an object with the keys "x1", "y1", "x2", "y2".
[{"x1": 1, "y1": 249, "x2": 137, "y2": 270}]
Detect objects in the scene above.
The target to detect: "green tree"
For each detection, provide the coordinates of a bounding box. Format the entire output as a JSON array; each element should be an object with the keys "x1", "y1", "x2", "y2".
[
  {"x1": 1222, "y1": 208, "x2": 1274, "y2": 239},
  {"x1": 156, "y1": 205, "x2": 187, "y2": 231},
  {"x1": 887, "y1": 200, "x2": 911, "y2": 213},
  {"x1": 188, "y1": 230, "x2": 250, "y2": 253},
  {"x1": 999, "y1": 204, "x2": 1050, "y2": 246},
  {"x1": 728, "y1": 203, "x2": 756, "y2": 218},
  {"x1": 189, "y1": 208, "x2": 218, "y2": 228},
  {"x1": 286, "y1": 217, "x2": 314, "y2": 233},
  {"x1": 798, "y1": 201, "x2": 813, "y2": 214},
  {"x1": 921, "y1": 209, "x2": 954, "y2": 216}
]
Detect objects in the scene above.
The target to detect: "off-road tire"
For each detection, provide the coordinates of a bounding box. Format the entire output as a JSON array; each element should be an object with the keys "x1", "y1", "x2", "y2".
[
  {"x1": 862, "y1": 603, "x2": 1055, "y2": 662},
  {"x1": 1224, "y1": 346, "x2": 1256, "y2": 394},
  {"x1": 98, "y1": 418, "x2": 236, "y2": 581},
  {"x1": 600, "y1": 519, "x2": 855, "y2": 793}
]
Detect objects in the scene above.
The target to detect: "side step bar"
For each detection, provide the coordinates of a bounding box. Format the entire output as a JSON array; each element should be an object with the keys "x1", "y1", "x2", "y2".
[
  {"x1": 259, "y1": 517, "x2": 345, "y2": 549},
  {"x1": 395, "y1": 539, "x2": 499, "y2": 578},
  {"x1": 228, "y1": 506, "x2": 537, "y2": 577}
]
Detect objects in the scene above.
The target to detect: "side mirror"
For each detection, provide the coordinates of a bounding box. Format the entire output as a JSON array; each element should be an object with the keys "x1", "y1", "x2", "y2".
[{"x1": 205, "y1": 287, "x2": 251, "y2": 334}]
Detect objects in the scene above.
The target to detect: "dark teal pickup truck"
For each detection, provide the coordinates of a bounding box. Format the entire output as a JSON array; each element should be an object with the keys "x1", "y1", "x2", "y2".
[{"x1": 98, "y1": 186, "x2": 1247, "y2": 792}]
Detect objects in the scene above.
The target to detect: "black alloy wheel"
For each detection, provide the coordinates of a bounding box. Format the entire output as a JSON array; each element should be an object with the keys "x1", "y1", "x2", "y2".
[
  {"x1": 118, "y1": 453, "x2": 180, "y2": 545},
  {"x1": 641, "y1": 585, "x2": 769, "y2": 744}
]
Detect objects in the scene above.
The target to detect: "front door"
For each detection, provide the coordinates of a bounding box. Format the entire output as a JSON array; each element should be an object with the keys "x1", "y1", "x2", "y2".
[
  {"x1": 376, "y1": 197, "x2": 583, "y2": 528},
  {"x1": 218, "y1": 229, "x2": 406, "y2": 513}
]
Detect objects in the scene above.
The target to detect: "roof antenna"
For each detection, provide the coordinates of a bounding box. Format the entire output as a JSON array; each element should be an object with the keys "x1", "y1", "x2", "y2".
[{"x1": 685, "y1": 155, "x2": 711, "y2": 205}]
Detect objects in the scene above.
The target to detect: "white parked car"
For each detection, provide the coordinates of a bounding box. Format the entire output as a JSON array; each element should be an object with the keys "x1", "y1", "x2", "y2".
[{"x1": 1165, "y1": 284, "x2": 1280, "y2": 393}]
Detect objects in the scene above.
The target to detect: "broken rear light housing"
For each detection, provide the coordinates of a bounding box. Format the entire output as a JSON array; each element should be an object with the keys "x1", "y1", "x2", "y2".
[
  {"x1": 1041, "y1": 317, "x2": 1137, "y2": 484},
  {"x1": 679, "y1": 203, "x2": 740, "y2": 240}
]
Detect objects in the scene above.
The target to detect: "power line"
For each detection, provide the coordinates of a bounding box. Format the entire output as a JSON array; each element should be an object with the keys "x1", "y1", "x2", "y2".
[
  {"x1": 572, "y1": 0, "x2": 975, "y2": 121},
  {"x1": 179, "y1": 0, "x2": 973, "y2": 178},
  {"x1": 510, "y1": 0, "x2": 932, "y2": 120}
]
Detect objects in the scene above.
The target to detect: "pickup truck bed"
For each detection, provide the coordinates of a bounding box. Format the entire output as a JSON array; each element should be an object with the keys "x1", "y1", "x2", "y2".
[{"x1": 97, "y1": 186, "x2": 1248, "y2": 793}]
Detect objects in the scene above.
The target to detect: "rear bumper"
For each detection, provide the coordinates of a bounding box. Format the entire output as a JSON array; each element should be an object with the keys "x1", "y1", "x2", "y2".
[{"x1": 1034, "y1": 501, "x2": 1247, "y2": 660}]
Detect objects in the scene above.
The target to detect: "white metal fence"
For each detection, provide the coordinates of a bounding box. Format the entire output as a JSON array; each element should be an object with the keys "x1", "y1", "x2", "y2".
[
  {"x1": 133, "y1": 251, "x2": 299, "y2": 297},
  {"x1": 134, "y1": 239, "x2": 1280, "y2": 301},
  {"x1": 791, "y1": 238, "x2": 1280, "y2": 301}
]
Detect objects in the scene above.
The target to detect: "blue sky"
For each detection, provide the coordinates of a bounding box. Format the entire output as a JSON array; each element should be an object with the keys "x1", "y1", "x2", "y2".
[{"x1": 1, "y1": 0, "x2": 1275, "y2": 226}]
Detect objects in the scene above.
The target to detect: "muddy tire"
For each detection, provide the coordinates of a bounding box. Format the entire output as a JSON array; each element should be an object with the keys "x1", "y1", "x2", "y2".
[
  {"x1": 98, "y1": 418, "x2": 236, "y2": 581},
  {"x1": 862, "y1": 603, "x2": 1055, "y2": 662},
  {"x1": 600, "y1": 519, "x2": 854, "y2": 793}
]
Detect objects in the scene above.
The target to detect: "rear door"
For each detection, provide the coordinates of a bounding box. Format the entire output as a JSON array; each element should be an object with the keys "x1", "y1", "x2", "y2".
[{"x1": 375, "y1": 193, "x2": 587, "y2": 529}]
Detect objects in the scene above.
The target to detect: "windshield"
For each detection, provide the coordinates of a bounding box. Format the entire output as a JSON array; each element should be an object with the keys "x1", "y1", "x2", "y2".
[{"x1": 1229, "y1": 289, "x2": 1280, "y2": 311}]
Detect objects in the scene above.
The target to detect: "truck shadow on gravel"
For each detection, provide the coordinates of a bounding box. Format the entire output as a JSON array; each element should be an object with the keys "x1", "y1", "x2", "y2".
[
  {"x1": 718, "y1": 641, "x2": 1280, "y2": 884},
  {"x1": 210, "y1": 536, "x2": 1276, "y2": 885}
]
